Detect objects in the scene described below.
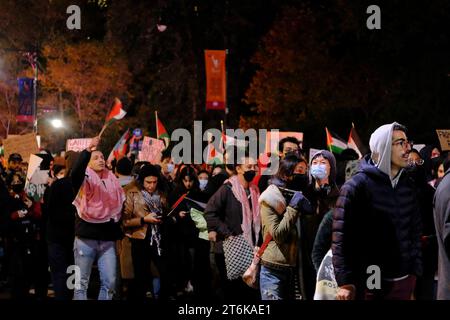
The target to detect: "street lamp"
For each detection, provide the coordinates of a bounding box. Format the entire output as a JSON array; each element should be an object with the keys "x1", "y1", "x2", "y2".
[{"x1": 50, "y1": 118, "x2": 64, "y2": 129}]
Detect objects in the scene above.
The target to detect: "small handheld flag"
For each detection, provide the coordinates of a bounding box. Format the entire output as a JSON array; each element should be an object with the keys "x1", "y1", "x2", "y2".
[
  {"x1": 99, "y1": 98, "x2": 126, "y2": 137},
  {"x1": 155, "y1": 110, "x2": 170, "y2": 149},
  {"x1": 325, "y1": 127, "x2": 347, "y2": 154}
]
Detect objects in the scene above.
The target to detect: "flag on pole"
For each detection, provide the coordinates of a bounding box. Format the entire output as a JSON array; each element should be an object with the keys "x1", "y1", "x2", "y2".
[
  {"x1": 107, "y1": 129, "x2": 131, "y2": 164},
  {"x1": 205, "y1": 132, "x2": 224, "y2": 164},
  {"x1": 325, "y1": 127, "x2": 347, "y2": 154},
  {"x1": 155, "y1": 111, "x2": 170, "y2": 149},
  {"x1": 105, "y1": 98, "x2": 126, "y2": 125},
  {"x1": 347, "y1": 125, "x2": 367, "y2": 159},
  {"x1": 99, "y1": 98, "x2": 126, "y2": 137}
]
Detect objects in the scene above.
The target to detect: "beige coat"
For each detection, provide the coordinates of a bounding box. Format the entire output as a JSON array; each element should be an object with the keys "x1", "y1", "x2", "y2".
[{"x1": 259, "y1": 185, "x2": 299, "y2": 267}]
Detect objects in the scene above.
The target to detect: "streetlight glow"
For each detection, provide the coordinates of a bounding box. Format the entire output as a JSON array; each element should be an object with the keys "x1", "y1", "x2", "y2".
[{"x1": 51, "y1": 118, "x2": 63, "y2": 128}]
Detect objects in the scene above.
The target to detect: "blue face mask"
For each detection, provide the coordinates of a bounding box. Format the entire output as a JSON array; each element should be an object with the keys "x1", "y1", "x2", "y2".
[
  {"x1": 167, "y1": 163, "x2": 174, "y2": 173},
  {"x1": 199, "y1": 179, "x2": 208, "y2": 191},
  {"x1": 310, "y1": 164, "x2": 328, "y2": 180}
]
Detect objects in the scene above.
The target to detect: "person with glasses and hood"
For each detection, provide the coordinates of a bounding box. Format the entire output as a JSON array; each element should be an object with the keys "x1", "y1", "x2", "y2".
[{"x1": 333, "y1": 122, "x2": 422, "y2": 300}]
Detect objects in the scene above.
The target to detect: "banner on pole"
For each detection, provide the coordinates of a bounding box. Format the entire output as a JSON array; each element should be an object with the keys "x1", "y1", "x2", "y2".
[
  {"x1": 17, "y1": 77, "x2": 35, "y2": 123},
  {"x1": 205, "y1": 50, "x2": 226, "y2": 111}
]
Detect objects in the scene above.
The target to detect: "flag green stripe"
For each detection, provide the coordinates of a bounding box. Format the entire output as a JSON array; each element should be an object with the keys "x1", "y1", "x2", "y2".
[{"x1": 330, "y1": 145, "x2": 345, "y2": 154}]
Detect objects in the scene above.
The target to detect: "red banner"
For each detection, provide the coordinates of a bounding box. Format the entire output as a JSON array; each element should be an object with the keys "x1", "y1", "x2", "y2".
[{"x1": 205, "y1": 50, "x2": 226, "y2": 110}]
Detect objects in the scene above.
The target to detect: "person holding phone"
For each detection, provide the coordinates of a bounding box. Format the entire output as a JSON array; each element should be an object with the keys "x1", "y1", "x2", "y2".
[{"x1": 122, "y1": 164, "x2": 170, "y2": 300}]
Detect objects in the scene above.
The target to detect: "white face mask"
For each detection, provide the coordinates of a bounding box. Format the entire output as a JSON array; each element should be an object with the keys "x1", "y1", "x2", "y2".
[
  {"x1": 167, "y1": 163, "x2": 174, "y2": 173},
  {"x1": 310, "y1": 164, "x2": 328, "y2": 180},
  {"x1": 199, "y1": 179, "x2": 208, "y2": 191}
]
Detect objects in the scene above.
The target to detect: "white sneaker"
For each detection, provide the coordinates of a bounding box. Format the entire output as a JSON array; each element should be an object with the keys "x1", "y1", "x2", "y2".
[{"x1": 184, "y1": 281, "x2": 194, "y2": 293}]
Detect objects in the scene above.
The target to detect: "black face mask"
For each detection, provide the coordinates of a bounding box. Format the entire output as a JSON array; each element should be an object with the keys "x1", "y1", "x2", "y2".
[
  {"x1": 406, "y1": 164, "x2": 427, "y2": 185},
  {"x1": 243, "y1": 170, "x2": 256, "y2": 182},
  {"x1": 11, "y1": 184, "x2": 24, "y2": 194},
  {"x1": 288, "y1": 173, "x2": 309, "y2": 191}
]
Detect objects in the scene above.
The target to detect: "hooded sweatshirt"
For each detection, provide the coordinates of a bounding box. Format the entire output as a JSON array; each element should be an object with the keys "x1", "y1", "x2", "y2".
[{"x1": 369, "y1": 122, "x2": 403, "y2": 187}]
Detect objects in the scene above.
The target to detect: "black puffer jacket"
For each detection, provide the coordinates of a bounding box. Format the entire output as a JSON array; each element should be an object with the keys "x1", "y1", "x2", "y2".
[{"x1": 332, "y1": 155, "x2": 422, "y2": 294}]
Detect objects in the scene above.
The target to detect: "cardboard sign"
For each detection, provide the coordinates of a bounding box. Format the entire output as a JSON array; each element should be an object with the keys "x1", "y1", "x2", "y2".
[
  {"x1": 264, "y1": 131, "x2": 304, "y2": 154},
  {"x1": 3, "y1": 133, "x2": 39, "y2": 163},
  {"x1": 66, "y1": 138, "x2": 92, "y2": 152},
  {"x1": 138, "y1": 136, "x2": 165, "y2": 164},
  {"x1": 436, "y1": 130, "x2": 450, "y2": 151}
]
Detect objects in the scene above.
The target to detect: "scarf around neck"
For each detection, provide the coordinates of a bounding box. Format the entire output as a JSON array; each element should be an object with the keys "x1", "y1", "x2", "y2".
[
  {"x1": 141, "y1": 190, "x2": 163, "y2": 256},
  {"x1": 73, "y1": 167, "x2": 125, "y2": 224},
  {"x1": 225, "y1": 175, "x2": 261, "y2": 248}
]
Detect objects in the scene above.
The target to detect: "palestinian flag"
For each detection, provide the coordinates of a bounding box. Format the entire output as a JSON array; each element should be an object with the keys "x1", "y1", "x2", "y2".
[
  {"x1": 105, "y1": 98, "x2": 126, "y2": 125},
  {"x1": 107, "y1": 129, "x2": 131, "y2": 164},
  {"x1": 347, "y1": 125, "x2": 367, "y2": 159},
  {"x1": 155, "y1": 111, "x2": 170, "y2": 149},
  {"x1": 205, "y1": 132, "x2": 223, "y2": 164},
  {"x1": 325, "y1": 127, "x2": 347, "y2": 154}
]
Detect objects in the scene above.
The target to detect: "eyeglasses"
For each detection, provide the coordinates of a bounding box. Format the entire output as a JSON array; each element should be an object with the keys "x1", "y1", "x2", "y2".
[
  {"x1": 408, "y1": 159, "x2": 424, "y2": 166},
  {"x1": 392, "y1": 139, "x2": 413, "y2": 149}
]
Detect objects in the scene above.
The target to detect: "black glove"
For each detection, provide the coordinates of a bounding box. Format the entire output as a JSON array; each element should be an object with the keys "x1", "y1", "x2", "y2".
[{"x1": 288, "y1": 191, "x2": 305, "y2": 210}]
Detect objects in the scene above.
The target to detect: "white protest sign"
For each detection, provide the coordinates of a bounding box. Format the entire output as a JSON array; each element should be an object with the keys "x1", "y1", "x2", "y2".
[{"x1": 66, "y1": 138, "x2": 92, "y2": 152}]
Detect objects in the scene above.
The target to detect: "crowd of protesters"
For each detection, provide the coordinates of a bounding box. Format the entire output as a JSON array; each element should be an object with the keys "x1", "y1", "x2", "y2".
[{"x1": 0, "y1": 121, "x2": 449, "y2": 300}]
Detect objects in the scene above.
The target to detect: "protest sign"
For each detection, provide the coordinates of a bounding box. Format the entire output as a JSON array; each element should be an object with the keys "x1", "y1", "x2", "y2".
[
  {"x1": 3, "y1": 133, "x2": 39, "y2": 162},
  {"x1": 25, "y1": 154, "x2": 48, "y2": 202},
  {"x1": 436, "y1": 130, "x2": 450, "y2": 151},
  {"x1": 138, "y1": 136, "x2": 165, "y2": 164},
  {"x1": 66, "y1": 138, "x2": 93, "y2": 152}
]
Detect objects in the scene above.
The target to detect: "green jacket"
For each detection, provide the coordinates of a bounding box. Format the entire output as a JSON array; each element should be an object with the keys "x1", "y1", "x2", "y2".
[{"x1": 259, "y1": 185, "x2": 299, "y2": 268}]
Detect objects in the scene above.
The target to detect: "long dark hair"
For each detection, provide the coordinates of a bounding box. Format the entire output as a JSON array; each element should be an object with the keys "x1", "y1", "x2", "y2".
[
  {"x1": 137, "y1": 164, "x2": 168, "y2": 205},
  {"x1": 175, "y1": 165, "x2": 199, "y2": 192},
  {"x1": 273, "y1": 154, "x2": 302, "y2": 183}
]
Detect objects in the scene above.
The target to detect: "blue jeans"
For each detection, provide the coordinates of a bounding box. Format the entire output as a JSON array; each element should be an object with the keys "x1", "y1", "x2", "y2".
[
  {"x1": 259, "y1": 264, "x2": 295, "y2": 300},
  {"x1": 73, "y1": 237, "x2": 117, "y2": 300}
]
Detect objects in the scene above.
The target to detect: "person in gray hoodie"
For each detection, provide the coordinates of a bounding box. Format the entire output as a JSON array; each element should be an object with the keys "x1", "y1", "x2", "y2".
[
  {"x1": 332, "y1": 122, "x2": 422, "y2": 300},
  {"x1": 433, "y1": 166, "x2": 450, "y2": 299}
]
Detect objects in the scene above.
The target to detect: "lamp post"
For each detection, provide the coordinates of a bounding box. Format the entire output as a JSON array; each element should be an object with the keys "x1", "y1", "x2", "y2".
[
  {"x1": 23, "y1": 50, "x2": 38, "y2": 134},
  {"x1": 32, "y1": 52, "x2": 38, "y2": 134}
]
